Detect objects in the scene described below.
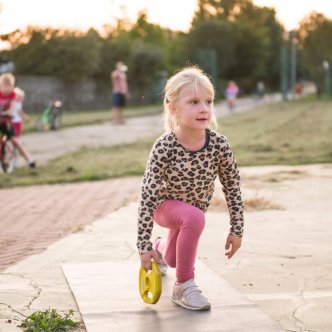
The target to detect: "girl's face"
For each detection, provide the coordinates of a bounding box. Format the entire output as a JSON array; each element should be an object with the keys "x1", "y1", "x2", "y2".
[{"x1": 171, "y1": 84, "x2": 214, "y2": 131}]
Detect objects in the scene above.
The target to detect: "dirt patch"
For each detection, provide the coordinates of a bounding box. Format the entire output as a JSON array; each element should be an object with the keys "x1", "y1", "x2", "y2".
[
  {"x1": 210, "y1": 195, "x2": 283, "y2": 212},
  {"x1": 244, "y1": 195, "x2": 283, "y2": 211},
  {"x1": 261, "y1": 169, "x2": 308, "y2": 183}
]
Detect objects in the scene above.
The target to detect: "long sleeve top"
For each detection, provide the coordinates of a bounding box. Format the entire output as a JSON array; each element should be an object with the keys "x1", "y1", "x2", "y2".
[{"x1": 137, "y1": 128, "x2": 244, "y2": 255}]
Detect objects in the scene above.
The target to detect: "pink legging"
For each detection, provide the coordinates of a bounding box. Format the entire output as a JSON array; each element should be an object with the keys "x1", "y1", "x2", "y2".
[{"x1": 154, "y1": 200, "x2": 205, "y2": 283}]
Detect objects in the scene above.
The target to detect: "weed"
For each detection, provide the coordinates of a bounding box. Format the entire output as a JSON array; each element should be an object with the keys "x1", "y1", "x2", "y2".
[{"x1": 19, "y1": 308, "x2": 80, "y2": 332}]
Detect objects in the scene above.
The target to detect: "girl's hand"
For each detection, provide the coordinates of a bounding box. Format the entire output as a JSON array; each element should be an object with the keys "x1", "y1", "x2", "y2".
[
  {"x1": 140, "y1": 250, "x2": 159, "y2": 271},
  {"x1": 225, "y1": 234, "x2": 242, "y2": 259}
]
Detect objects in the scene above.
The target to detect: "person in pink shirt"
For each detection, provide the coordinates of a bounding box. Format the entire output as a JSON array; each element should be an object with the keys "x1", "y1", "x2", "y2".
[
  {"x1": 111, "y1": 61, "x2": 128, "y2": 124},
  {"x1": 225, "y1": 80, "x2": 239, "y2": 112}
]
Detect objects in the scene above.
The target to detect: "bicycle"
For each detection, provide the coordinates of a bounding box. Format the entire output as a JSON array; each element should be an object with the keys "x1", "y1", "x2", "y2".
[
  {"x1": 0, "y1": 111, "x2": 16, "y2": 173},
  {"x1": 36, "y1": 100, "x2": 62, "y2": 131}
]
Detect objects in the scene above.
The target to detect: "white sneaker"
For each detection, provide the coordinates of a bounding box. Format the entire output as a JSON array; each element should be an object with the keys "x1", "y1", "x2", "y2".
[
  {"x1": 153, "y1": 237, "x2": 168, "y2": 276},
  {"x1": 171, "y1": 279, "x2": 211, "y2": 311}
]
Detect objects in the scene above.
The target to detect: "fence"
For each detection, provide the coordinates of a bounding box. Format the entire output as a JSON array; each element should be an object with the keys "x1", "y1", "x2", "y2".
[{"x1": 15, "y1": 75, "x2": 165, "y2": 112}]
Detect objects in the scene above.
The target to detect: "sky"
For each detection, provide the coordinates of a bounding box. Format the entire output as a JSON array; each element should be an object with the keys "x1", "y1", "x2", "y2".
[{"x1": 1, "y1": 0, "x2": 332, "y2": 35}]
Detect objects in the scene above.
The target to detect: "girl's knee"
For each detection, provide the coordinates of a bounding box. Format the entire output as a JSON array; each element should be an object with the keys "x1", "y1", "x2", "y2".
[{"x1": 183, "y1": 208, "x2": 205, "y2": 234}]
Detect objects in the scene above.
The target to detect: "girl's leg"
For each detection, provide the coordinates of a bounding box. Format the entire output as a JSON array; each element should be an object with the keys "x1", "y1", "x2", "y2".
[
  {"x1": 11, "y1": 137, "x2": 30, "y2": 162},
  {"x1": 154, "y1": 200, "x2": 205, "y2": 283},
  {"x1": 10, "y1": 137, "x2": 35, "y2": 167}
]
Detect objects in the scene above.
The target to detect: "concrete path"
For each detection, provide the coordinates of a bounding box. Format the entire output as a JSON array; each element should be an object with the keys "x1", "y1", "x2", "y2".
[
  {"x1": 1, "y1": 164, "x2": 332, "y2": 331},
  {"x1": 62, "y1": 260, "x2": 283, "y2": 332}
]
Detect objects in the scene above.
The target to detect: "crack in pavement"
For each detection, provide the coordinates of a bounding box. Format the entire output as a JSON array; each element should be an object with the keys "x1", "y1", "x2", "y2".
[
  {"x1": 291, "y1": 277, "x2": 317, "y2": 332},
  {"x1": 27, "y1": 280, "x2": 41, "y2": 310}
]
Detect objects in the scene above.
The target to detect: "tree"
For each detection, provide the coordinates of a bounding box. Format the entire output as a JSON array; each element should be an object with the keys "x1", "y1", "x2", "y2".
[
  {"x1": 6, "y1": 27, "x2": 101, "y2": 82},
  {"x1": 129, "y1": 10, "x2": 167, "y2": 46},
  {"x1": 127, "y1": 40, "x2": 165, "y2": 101},
  {"x1": 298, "y1": 13, "x2": 332, "y2": 91},
  {"x1": 94, "y1": 13, "x2": 167, "y2": 97},
  {"x1": 190, "y1": 0, "x2": 284, "y2": 91},
  {"x1": 186, "y1": 18, "x2": 236, "y2": 78}
]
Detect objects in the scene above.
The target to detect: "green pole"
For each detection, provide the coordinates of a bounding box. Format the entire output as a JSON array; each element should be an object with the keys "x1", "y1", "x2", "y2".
[
  {"x1": 196, "y1": 48, "x2": 218, "y2": 89},
  {"x1": 280, "y1": 46, "x2": 288, "y2": 101},
  {"x1": 289, "y1": 30, "x2": 297, "y2": 98},
  {"x1": 323, "y1": 61, "x2": 330, "y2": 98}
]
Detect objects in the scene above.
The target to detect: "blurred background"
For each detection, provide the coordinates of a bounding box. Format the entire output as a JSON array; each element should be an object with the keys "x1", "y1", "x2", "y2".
[{"x1": 0, "y1": 0, "x2": 331, "y2": 111}]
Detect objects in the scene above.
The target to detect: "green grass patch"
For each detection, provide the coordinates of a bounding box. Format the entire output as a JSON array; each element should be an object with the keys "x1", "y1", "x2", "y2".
[
  {"x1": 23, "y1": 104, "x2": 162, "y2": 133},
  {"x1": 0, "y1": 139, "x2": 154, "y2": 188},
  {"x1": 218, "y1": 99, "x2": 332, "y2": 165},
  {"x1": 2, "y1": 99, "x2": 332, "y2": 188}
]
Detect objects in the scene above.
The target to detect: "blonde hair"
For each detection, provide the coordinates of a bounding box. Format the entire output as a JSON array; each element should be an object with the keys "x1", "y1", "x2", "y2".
[
  {"x1": 14, "y1": 87, "x2": 25, "y2": 98},
  {"x1": 0, "y1": 73, "x2": 15, "y2": 89},
  {"x1": 163, "y1": 66, "x2": 216, "y2": 131}
]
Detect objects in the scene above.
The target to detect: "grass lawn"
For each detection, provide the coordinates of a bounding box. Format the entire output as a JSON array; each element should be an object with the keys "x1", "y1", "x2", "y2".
[
  {"x1": 1, "y1": 98, "x2": 332, "y2": 188},
  {"x1": 220, "y1": 98, "x2": 332, "y2": 165},
  {"x1": 23, "y1": 104, "x2": 163, "y2": 133}
]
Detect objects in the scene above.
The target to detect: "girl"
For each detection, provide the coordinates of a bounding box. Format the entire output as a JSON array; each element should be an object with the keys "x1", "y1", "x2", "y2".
[
  {"x1": 225, "y1": 80, "x2": 239, "y2": 112},
  {"x1": 12, "y1": 87, "x2": 31, "y2": 139},
  {"x1": 0, "y1": 73, "x2": 35, "y2": 168},
  {"x1": 137, "y1": 66, "x2": 244, "y2": 311}
]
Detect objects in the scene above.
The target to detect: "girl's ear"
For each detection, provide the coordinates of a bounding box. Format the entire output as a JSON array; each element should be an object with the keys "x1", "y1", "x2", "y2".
[{"x1": 168, "y1": 102, "x2": 176, "y2": 115}]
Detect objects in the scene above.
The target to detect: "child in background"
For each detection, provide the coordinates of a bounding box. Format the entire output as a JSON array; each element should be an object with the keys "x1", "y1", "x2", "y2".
[
  {"x1": 0, "y1": 73, "x2": 35, "y2": 168},
  {"x1": 111, "y1": 61, "x2": 129, "y2": 124},
  {"x1": 225, "y1": 80, "x2": 239, "y2": 112},
  {"x1": 12, "y1": 87, "x2": 31, "y2": 139},
  {"x1": 137, "y1": 66, "x2": 244, "y2": 311}
]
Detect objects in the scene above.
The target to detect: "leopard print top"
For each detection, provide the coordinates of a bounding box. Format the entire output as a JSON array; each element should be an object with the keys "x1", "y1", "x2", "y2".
[{"x1": 137, "y1": 128, "x2": 244, "y2": 255}]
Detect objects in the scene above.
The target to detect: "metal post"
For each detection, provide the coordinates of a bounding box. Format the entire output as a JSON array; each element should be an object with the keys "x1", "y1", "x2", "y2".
[
  {"x1": 280, "y1": 46, "x2": 288, "y2": 101},
  {"x1": 322, "y1": 61, "x2": 330, "y2": 98},
  {"x1": 196, "y1": 48, "x2": 218, "y2": 92},
  {"x1": 289, "y1": 30, "x2": 297, "y2": 99}
]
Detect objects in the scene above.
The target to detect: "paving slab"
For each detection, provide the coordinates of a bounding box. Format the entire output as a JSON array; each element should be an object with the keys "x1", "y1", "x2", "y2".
[{"x1": 62, "y1": 260, "x2": 284, "y2": 332}]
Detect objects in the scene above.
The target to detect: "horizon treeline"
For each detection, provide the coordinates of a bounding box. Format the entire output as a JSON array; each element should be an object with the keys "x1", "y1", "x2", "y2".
[{"x1": 2, "y1": 0, "x2": 332, "y2": 97}]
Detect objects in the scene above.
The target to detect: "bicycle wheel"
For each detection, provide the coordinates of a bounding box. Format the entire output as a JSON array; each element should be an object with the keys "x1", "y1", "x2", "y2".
[{"x1": 1, "y1": 139, "x2": 16, "y2": 173}]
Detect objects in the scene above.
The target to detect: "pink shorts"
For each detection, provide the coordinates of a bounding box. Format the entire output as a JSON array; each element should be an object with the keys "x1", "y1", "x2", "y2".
[{"x1": 13, "y1": 122, "x2": 22, "y2": 137}]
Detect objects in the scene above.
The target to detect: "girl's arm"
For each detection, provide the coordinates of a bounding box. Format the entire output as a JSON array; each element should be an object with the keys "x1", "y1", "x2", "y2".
[
  {"x1": 218, "y1": 138, "x2": 244, "y2": 259},
  {"x1": 6, "y1": 100, "x2": 16, "y2": 116},
  {"x1": 218, "y1": 138, "x2": 244, "y2": 237},
  {"x1": 137, "y1": 140, "x2": 168, "y2": 257},
  {"x1": 21, "y1": 109, "x2": 31, "y2": 122}
]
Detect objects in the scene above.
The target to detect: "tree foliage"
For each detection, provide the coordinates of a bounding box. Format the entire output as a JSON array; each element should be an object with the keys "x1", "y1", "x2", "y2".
[
  {"x1": 6, "y1": 27, "x2": 101, "y2": 82},
  {"x1": 189, "y1": 0, "x2": 284, "y2": 91},
  {"x1": 94, "y1": 11, "x2": 167, "y2": 96},
  {"x1": 2, "y1": 1, "x2": 330, "y2": 97},
  {"x1": 298, "y1": 13, "x2": 332, "y2": 89},
  {"x1": 186, "y1": 18, "x2": 235, "y2": 77}
]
